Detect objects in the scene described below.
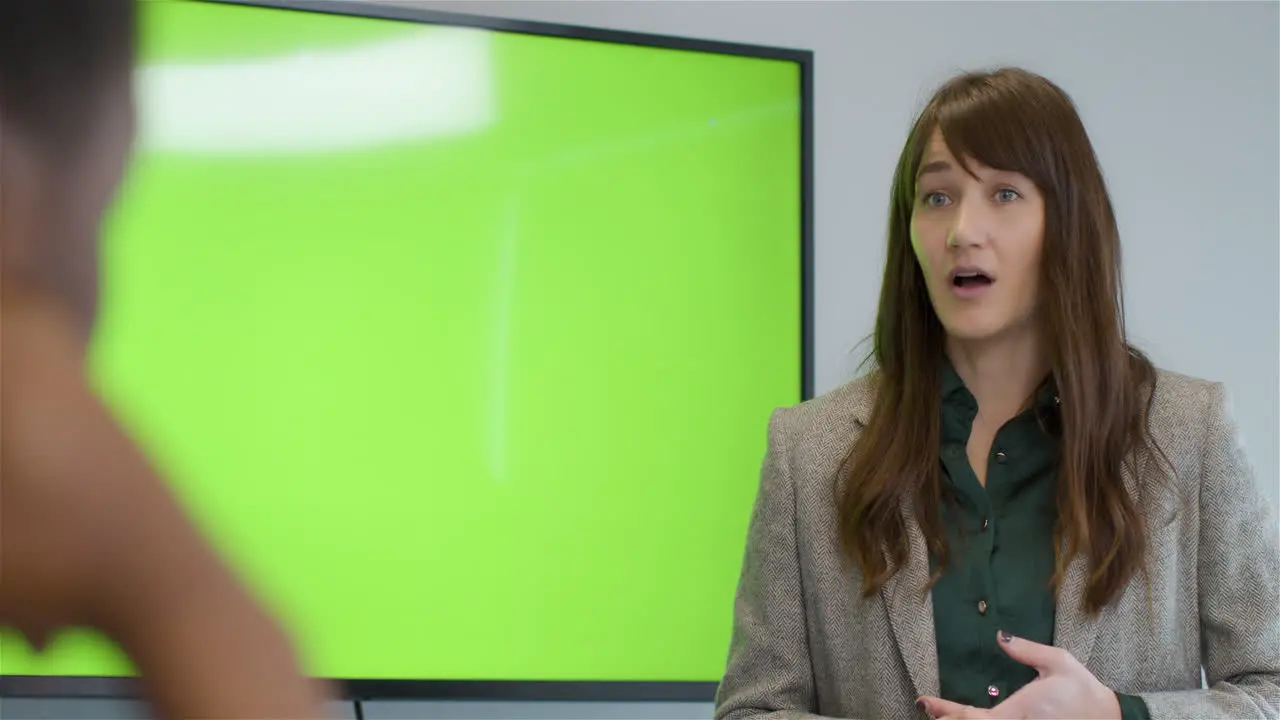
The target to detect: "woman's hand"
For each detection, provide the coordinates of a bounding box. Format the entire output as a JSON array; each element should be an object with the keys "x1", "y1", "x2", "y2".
[{"x1": 917, "y1": 631, "x2": 1122, "y2": 720}]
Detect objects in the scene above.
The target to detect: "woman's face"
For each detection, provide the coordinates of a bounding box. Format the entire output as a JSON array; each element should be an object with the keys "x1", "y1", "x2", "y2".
[{"x1": 910, "y1": 130, "x2": 1046, "y2": 344}]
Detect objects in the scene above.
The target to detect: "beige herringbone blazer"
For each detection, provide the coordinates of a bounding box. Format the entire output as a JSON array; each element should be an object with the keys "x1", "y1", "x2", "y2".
[{"x1": 715, "y1": 369, "x2": 1280, "y2": 720}]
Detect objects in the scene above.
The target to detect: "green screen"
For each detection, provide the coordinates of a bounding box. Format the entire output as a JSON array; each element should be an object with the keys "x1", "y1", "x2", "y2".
[{"x1": 0, "y1": 0, "x2": 803, "y2": 683}]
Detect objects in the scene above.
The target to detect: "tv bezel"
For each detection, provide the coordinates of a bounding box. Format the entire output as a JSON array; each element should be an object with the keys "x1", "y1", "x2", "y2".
[{"x1": 0, "y1": 0, "x2": 815, "y2": 706}]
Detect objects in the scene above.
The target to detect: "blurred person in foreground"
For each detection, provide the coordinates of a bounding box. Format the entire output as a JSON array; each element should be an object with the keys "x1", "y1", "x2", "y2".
[
  {"x1": 714, "y1": 67, "x2": 1279, "y2": 720},
  {"x1": 0, "y1": 1, "x2": 327, "y2": 717}
]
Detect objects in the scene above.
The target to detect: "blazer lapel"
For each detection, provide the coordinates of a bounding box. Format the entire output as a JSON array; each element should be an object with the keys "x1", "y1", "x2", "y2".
[
  {"x1": 1053, "y1": 543, "x2": 1101, "y2": 667},
  {"x1": 881, "y1": 495, "x2": 940, "y2": 701}
]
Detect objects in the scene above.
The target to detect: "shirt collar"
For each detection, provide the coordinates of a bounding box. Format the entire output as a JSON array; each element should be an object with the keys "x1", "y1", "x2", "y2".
[{"x1": 940, "y1": 355, "x2": 1060, "y2": 412}]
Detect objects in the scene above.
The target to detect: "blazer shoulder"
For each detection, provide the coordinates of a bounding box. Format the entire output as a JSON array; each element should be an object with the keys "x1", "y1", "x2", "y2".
[
  {"x1": 1148, "y1": 366, "x2": 1227, "y2": 432},
  {"x1": 766, "y1": 374, "x2": 878, "y2": 493},
  {"x1": 1143, "y1": 367, "x2": 1251, "y2": 503},
  {"x1": 773, "y1": 372, "x2": 877, "y2": 439}
]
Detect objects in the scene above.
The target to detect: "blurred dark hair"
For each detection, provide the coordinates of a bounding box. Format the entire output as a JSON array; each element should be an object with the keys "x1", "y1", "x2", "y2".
[
  {"x1": 839, "y1": 67, "x2": 1170, "y2": 616},
  {"x1": 0, "y1": 0, "x2": 137, "y2": 154}
]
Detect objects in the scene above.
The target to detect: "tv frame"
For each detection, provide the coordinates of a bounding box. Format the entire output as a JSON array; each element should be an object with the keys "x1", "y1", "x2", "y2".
[{"x1": 0, "y1": 0, "x2": 816, "y2": 706}]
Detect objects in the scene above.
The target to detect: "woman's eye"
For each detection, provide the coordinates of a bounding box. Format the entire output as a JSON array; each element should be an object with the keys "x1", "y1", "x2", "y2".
[
  {"x1": 922, "y1": 192, "x2": 951, "y2": 208},
  {"x1": 995, "y1": 188, "x2": 1021, "y2": 203}
]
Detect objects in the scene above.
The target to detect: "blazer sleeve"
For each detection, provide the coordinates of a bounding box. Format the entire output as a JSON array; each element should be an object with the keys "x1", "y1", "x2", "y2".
[
  {"x1": 1140, "y1": 382, "x2": 1280, "y2": 719},
  {"x1": 714, "y1": 409, "x2": 846, "y2": 720}
]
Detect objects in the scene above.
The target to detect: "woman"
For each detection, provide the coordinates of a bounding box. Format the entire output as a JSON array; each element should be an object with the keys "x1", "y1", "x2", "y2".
[
  {"x1": 714, "y1": 67, "x2": 1280, "y2": 720},
  {"x1": 0, "y1": 2, "x2": 327, "y2": 718}
]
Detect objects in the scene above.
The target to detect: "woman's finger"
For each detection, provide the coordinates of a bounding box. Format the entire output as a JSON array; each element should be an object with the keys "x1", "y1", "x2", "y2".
[
  {"x1": 996, "y1": 630, "x2": 1072, "y2": 674},
  {"x1": 919, "y1": 696, "x2": 986, "y2": 718}
]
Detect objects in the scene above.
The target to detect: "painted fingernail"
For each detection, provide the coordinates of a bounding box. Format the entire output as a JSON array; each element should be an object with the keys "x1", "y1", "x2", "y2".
[
  {"x1": 916, "y1": 699, "x2": 931, "y2": 717},
  {"x1": 999, "y1": 629, "x2": 1015, "y2": 643}
]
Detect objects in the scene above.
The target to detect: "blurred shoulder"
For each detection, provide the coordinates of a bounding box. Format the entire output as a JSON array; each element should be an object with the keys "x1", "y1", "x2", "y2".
[
  {"x1": 0, "y1": 293, "x2": 95, "y2": 456},
  {"x1": 0, "y1": 294, "x2": 112, "y2": 645}
]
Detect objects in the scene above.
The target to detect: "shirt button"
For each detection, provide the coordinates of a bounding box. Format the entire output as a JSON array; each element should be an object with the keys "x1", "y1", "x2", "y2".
[
  {"x1": 977, "y1": 600, "x2": 988, "y2": 615},
  {"x1": 981, "y1": 518, "x2": 989, "y2": 531},
  {"x1": 995, "y1": 450, "x2": 1007, "y2": 463},
  {"x1": 988, "y1": 685, "x2": 1000, "y2": 698}
]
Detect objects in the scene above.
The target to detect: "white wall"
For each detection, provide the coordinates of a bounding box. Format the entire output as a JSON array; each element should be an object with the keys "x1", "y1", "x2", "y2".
[{"x1": 7, "y1": 2, "x2": 1275, "y2": 719}]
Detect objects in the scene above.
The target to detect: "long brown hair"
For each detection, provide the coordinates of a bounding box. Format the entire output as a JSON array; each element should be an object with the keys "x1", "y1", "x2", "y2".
[{"x1": 840, "y1": 67, "x2": 1168, "y2": 615}]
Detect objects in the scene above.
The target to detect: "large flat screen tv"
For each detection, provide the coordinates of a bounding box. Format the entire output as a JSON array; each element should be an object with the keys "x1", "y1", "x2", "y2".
[{"x1": 0, "y1": 0, "x2": 813, "y2": 703}]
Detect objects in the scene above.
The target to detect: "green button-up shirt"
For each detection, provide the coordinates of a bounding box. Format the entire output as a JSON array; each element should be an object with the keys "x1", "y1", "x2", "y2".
[{"x1": 929, "y1": 360, "x2": 1149, "y2": 719}]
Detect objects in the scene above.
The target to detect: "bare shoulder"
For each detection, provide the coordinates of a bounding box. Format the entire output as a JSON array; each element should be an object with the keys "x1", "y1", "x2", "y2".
[
  {"x1": 1, "y1": 296, "x2": 328, "y2": 719},
  {"x1": 1, "y1": 298, "x2": 118, "y2": 488},
  {"x1": 0, "y1": 296, "x2": 207, "y2": 643},
  {"x1": 0, "y1": 298, "x2": 117, "y2": 642}
]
